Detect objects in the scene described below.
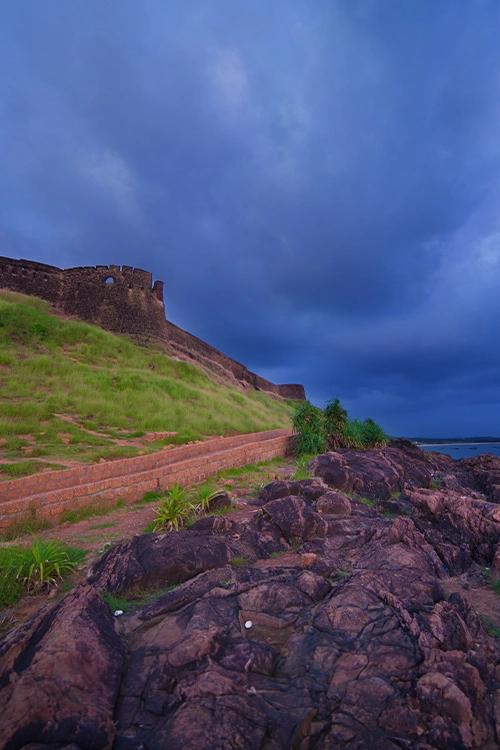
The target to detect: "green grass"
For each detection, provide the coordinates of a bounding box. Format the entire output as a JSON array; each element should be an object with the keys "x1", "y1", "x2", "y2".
[
  {"x1": 0, "y1": 291, "x2": 294, "y2": 473},
  {"x1": 490, "y1": 578, "x2": 500, "y2": 595},
  {"x1": 206, "y1": 503, "x2": 234, "y2": 516},
  {"x1": 480, "y1": 615, "x2": 500, "y2": 638},
  {"x1": 336, "y1": 568, "x2": 350, "y2": 579},
  {"x1": 102, "y1": 592, "x2": 134, "y2": 613},
  {"x1": 0, "y1": 516, "x2": 52, "y2": 541},
  {"x1": 268, "y1": 550, "x2": 287, "y2": 559},
  {"x1": 0, "y1": 541, "x2": 85, "y2": 608},
  {"x1": 59, "y1": 500, "x2": 124, "y2": 524},
  {"x1": 230, "y1": 555, "x2": 249, "y2": 567},
  {"x1": 0, "y1": 461, "x2": 64, "y2": 478},
  {"x1": 357, "y1": 496, "x2": 376, "y2": 508},
  {"x1": 102, "y1": 583, "x2": 178, "y2": 613},
  {"x1": 292, "y1": 454, "x2": 313, "y2": 480},
  {"x1": 135, "y1": 489, "x2": 164, "y2": 506}
]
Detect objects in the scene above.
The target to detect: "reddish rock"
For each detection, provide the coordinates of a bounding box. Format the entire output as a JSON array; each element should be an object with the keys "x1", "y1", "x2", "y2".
[
  {"x1": 0, "y1": 588, "x2": 124, "y2": 749},
  {"x1": 1, "y1": 442, "x2": 499, "y2": 749},
  {"x1": 316, "y1": 490, "x2": 352, "y2": 516}
]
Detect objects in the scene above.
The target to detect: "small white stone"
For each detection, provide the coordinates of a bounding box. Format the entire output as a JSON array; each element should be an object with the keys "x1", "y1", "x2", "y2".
[
  {"x1": 244, "y1": 620, "x2": 253, "y2": 629},
  {"x1": 114, "y1": 610, "x2": 124, "y2": 617}
]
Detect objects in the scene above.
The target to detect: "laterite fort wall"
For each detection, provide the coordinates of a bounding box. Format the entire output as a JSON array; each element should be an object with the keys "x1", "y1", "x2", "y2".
[
  {"x1": 0, "y1": 256, "x2": 305, "y2": 399},
  {"x1": 0, "y1": 430, "x2": 294, "y2": 532}
]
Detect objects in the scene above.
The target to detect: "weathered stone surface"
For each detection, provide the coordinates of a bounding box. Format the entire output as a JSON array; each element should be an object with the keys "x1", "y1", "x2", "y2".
[
  {"x1": 1, "y1": 443, "x2": 499, "y2": 749},
  {"x1": 0, "y1": 588, "x2": 124, "y2": 749},
  {"x1": 316, "y1": 490, "x2": 352, "y2": 516}
]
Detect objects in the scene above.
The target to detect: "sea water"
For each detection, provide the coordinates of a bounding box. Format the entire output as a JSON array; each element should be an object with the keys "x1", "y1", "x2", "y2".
[{"x1": 419, "y1": 443, "x2": 500, "y2": 460}]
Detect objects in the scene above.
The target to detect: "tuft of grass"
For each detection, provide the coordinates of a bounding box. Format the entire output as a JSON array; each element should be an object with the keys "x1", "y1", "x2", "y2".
[
  {"x1": 357, "y1": 496, "x2": 376, "y2": 508},
  {"x1": 430, "y1": 477, "x2": 443, "y2": 489},
  {"x1": 206, "y1": 503, "x2": 234, "y2": 517},
  {"x1": 215, "y1": 457, "x2": 283, "y2": 481},
  {"x1": 230, "y1": 555, "x2": 249, "y2": 568},
  {"x1": 336, "y1": 568, "x2": 350, "y2": 579},
  {"x1": 60, "y1": 503, "x2": 114, "y2": 524},
  {"x1": 102, "y1": 583, "x2": 179, "y2": 614},
  {"x1": 0, "y1": 541, "x2": 85, "y2": 607},
  {"x1": 153, "y1": 484, "x2": 194, "y2": 532},
  {"x1": 0, "y1": 461, "x2": 64, "y2": 478},
  {"x1": 490, "y1": 578, "x2": 500, "y2": 596},
  {"x1": 268, "y1": 550, "x2": 287, "y2": 559},
  {"x1": 0, "y1": 516, "x2": 52, "y2": 541},
  {"x1": 193, "y1": 482, "x2": 218, "y2": 512},
  {"x1": 480, "y1": 615, "x2": 500, "y2": 638},
  {"x1": 136, "y1": 489, "x2": 164, "y2": 506},
  {"x1": 292, "y1": 454, "x2": 313, "y2": 481},
  {"x1": 102, "y1": 592, "x2": 134, "y2": 613}
]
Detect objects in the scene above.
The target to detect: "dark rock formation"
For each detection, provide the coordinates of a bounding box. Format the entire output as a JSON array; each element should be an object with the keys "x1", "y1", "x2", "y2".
[
  {"x1": 1, "y1": 444, "x2": 499, "y2": 749},
  {"x1": 0, "y1": 256, "x2": 305, "y2": 400}
]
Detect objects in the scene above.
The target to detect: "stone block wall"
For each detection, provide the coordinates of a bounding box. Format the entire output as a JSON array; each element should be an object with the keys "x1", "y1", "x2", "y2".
[{"x1": 0, "y1": 430, "x2": 294, "y2": 532}]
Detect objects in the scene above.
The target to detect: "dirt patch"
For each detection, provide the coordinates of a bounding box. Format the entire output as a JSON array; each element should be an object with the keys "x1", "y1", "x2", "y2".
[{"x1": 443, "y1": 575, "x2": 500, "y2": 629}]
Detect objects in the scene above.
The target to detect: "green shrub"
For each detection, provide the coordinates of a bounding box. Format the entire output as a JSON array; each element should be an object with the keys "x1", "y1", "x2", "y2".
[
  {"x1": 343, "y1": 419, "x2": 366, "y2": 448},
  {"x1": 292, "y1": 401, "x2": 327, "y2": 456},
  {"x1": 324, "y1": 398, "x2": 348, "y2": 449},
  {"x1": 344, "y1": 418, "x2": 388, "y2": 448},
  {"x1": 360, "y1": 418, "x2": 388, "y2": 447},
  {"x1": 153, "y1": 484, "x2": 193, "y2": 532},
  {"x1": 291, "y1": 397, "x2": 388, "y2": 455}
]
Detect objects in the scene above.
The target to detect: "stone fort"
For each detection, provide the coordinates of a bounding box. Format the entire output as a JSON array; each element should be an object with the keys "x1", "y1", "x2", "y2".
[{"x1": 0, "y1": 256, "x2": 305, "y2": 400}]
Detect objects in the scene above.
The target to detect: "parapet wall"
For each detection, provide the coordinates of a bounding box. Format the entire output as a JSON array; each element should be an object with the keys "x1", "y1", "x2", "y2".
[
  {"x1": 0, "y1": 255, "x2": 305, "y2": 399},
  {"x1": 0, "y1": 257, "x2": 165, "y2": 337}
]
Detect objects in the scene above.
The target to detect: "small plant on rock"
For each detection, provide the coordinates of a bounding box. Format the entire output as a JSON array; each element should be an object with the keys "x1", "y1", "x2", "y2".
[
  {"x1": 230, "y1": 555, "x2": 248, "y2": 567},
  {"x1": 193, "y1": 483, "x2": 218, "y2": 513},
  {"x1": 153, "y1": 484, "x2": 193, "y2": 532}
]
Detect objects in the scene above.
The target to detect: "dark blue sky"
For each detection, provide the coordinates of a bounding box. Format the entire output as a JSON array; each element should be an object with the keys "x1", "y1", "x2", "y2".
[{"x1": 2, "y1": 1, "x2": 500, "y2": 437}]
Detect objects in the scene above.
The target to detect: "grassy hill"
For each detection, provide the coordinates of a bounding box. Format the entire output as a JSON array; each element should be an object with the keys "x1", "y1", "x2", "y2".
[{"x1": 0, "y1": 291, "x2": 295, "y2": 478}]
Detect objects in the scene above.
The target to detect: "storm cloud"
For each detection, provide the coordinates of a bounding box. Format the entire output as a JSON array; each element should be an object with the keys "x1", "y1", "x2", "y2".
[{"x1": 2, "y1": 1, "x2": 500, "y2": 436}]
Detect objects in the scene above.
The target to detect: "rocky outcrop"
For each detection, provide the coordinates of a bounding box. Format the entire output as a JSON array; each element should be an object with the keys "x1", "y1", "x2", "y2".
[{"x1": 1, "y1": 444, "x2": 499, "y2": 749}]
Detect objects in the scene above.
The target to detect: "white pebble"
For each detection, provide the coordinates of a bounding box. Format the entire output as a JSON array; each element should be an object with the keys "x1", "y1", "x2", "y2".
[
  {"x1": 244, "y1": 620, "x2": 253, "y2": 629},
  {"x1": 114, "y1": 610, "x2": 124, "y2": 617}
]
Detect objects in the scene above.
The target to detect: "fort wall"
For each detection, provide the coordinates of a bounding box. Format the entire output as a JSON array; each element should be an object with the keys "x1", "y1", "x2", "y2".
[{"x1": 0, "y1": 255, "x2": 305, "y2": 399}]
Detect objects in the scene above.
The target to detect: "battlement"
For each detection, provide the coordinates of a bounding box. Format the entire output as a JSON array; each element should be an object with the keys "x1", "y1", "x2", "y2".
[
  {"x1": 0, "y1": 255, "x2": 305, "y2": 399},
  {"x1": 0, "y1": 257, "x2": 165, "y2": 336}
]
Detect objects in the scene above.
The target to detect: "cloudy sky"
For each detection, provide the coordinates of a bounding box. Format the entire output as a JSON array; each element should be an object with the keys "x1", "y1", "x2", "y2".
[{"x1": 2, "y1": 1, "x2": 500, "y2": 437}]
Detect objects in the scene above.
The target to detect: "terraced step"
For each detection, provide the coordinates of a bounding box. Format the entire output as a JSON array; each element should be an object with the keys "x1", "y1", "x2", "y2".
[{"x1": 0, "y1": 430, "x2": 294, "y2": 531}]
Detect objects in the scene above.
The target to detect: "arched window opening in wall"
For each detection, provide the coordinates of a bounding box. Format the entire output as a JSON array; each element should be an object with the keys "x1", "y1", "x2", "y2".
[{"x1": 103, "y1": 276, "x2": 115, "y2": 285}]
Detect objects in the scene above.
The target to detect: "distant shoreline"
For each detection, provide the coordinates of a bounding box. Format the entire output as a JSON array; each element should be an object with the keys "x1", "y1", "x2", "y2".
[
  {"x1": 416, "y1": 441, "x2": 500, "y2": 448},
  {"x1": 411, "y1": 437, "x2": 500, "y2": 445}
]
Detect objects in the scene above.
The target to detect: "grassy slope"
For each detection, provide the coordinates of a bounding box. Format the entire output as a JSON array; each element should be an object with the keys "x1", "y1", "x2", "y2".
[{"x1": 0, "y1": 291, "x2": 294, "y2": 476}]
